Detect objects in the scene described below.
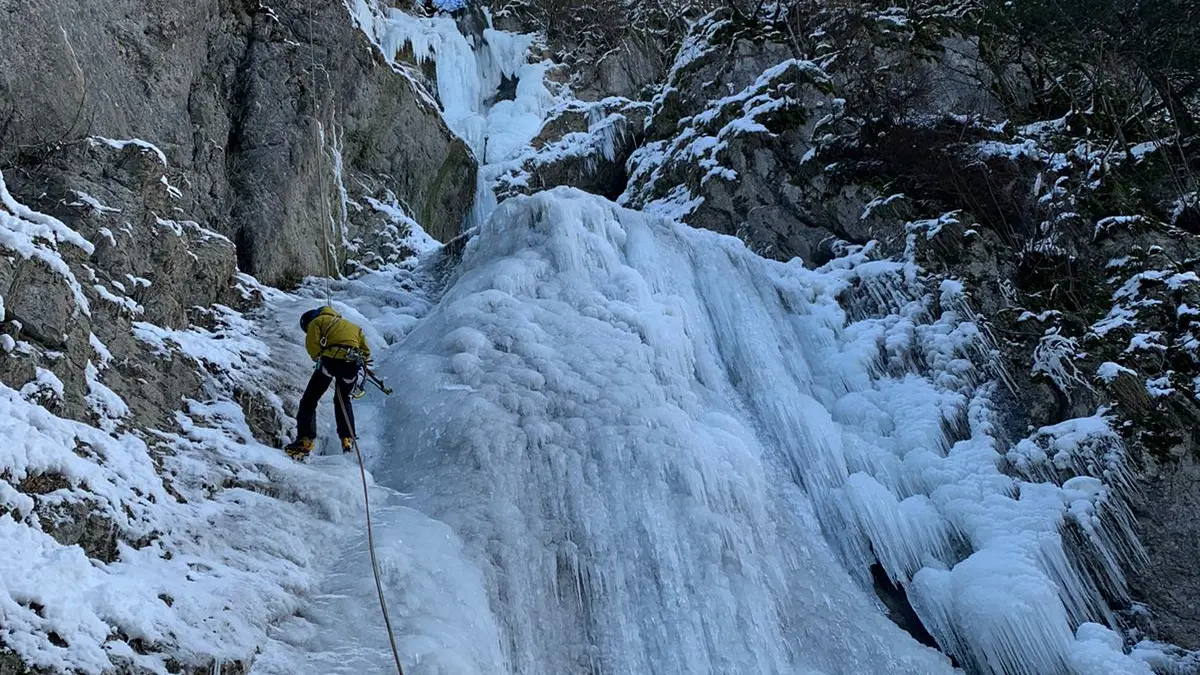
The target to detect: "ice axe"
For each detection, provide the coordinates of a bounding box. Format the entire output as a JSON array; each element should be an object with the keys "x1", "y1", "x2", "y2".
[{"x1": 365, "y1": 367, "x2": 393, "y2": 395}]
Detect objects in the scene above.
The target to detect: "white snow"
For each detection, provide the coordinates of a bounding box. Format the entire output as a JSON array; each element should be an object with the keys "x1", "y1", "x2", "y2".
[
  {"x1": 511, "y1": 99, "x2": 649, "y2": 195},
  {"x1": 1032, "y1": 330, "x2": 1089, "y2": 397},
  {"x1": 1166, "y1": 271, "x2": 1199, "y2": 290},
  {"x1": 0, "y1": 373, "x2": 355, "y2": 674},
  {"x1": 622, "y1": 58, "x2": 831, "y2": 220},
  {"x1": 1171, "y1": 192, "x2": 1198, "y2": 225},
  {"x1": 1096, "y1": 361, "x2": 1136, "y2": 383},
  {"x1": 1126, "y1": 332, "x2": 1166, "y2": 353},
  {"x1": 88, "y1": 137, "x2": 168, "y2": 165},
  {"x1": 665, "y1": 13, "x2": 730, "y2": 82},
  {"x1": 1145, "y1": 375, "x2": 1174, "y2": 398},
  {"x1": 68, "y1": 190, "x2": 122, "y2": 215},
  {"x1": 132, "y1": 307, "x2": 273, "y2": 395},
  {"x1": 643, "y1": 183, "x2": 705, "y2": 221},
  {"x1": 1095, "y1": 215, "x2": 1145, "y2": 238},
  {"x1": 907, "y1": 211, "x2": 961, "y2": 240},
  {"x1": 861, "y1": 193, "x2": 907, "y2": 220},
  {"x1": 93, "y1": 283, "x2": 144, "y2": 315},
  {"x1": 159, "y1": 175, "x2": 183, "y2": 200},
  {"x1": 126, "y1": 274, "x2": 152, "y2": 288},
  {"x1": 1072, "y1": 623, "x2": 1155, "y2": 675},
  {"x1": 1018, "y1": 309, "x2": 1062, "y2": 323},
  {"x1": 1127, "y1": 139, "x2": 1169, "y2": 160},
  {"x1": 361, "y1": 192, "x2": 442, "y2": 263},
  {"x1": 154, "y1": 217, "x2": 185, "y2": 237},
  {"x1": 84, "y1": 361, "x2": 129, "y2": 431},
  {"x1": 972, "y1": 138, "x2": 1042, "y2": 161},
  {"x1": 1092, "y1": 304, "x2": 1137, "y2": 337},
  {"x1": 19, "y1": 367, "x2": 65, "y2": 404},
  {"x1": 152, "y1": 217, "x2": 230, "y2": 245}
]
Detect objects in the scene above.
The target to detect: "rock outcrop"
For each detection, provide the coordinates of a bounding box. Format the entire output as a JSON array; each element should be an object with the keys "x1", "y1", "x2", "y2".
[{"x1": 0, "y1": 0, "x2": 476, "y2": 288}]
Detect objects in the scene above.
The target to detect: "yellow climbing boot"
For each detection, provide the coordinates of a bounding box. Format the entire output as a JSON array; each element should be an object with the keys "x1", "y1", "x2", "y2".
[
  {"x1": 341, "y1": 437, "x2": 355, "y2": 453},
  {"x1": 285, "y1": 437, "x2": 314, "y2": 460}
]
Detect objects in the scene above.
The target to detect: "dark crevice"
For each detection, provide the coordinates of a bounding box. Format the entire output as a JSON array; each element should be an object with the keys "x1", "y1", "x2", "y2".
[
  {"x1": 870, "y1": 563, "x2": 960, "y2": 667},
  {"x1": 223, "y1": 1, "x2": 262, "y2": 279}
]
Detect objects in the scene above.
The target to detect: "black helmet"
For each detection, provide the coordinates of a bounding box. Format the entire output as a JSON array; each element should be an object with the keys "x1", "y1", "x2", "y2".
[{"x1": 300, "y1": 308, "x2": 323, "y2": 332}]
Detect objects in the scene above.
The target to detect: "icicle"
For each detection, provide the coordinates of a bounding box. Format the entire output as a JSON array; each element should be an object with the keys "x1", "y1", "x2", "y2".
[
  {"x1": 910, "y1": 545, "x2": 1078, "y2": 675},
  {"x1": 839, "y1": 473, "x2": 962, "y2": 584}
]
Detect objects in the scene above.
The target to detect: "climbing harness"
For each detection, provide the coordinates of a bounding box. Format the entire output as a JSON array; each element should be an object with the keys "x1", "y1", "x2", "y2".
[
  {"x1": 349, "y1": 367, "x2": 368, "y2": 399},
  {"x1": 316, "y1": 343, "x2": 377, "y2": 399}
]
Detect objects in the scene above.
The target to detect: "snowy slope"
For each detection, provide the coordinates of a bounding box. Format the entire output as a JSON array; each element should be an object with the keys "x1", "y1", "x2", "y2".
[
  {"x1": 0, "y1": 254, "x2": 367, "y2": 672},
  {"x1": 251, "y1": 264, "x2": 508, "y2": 675}
]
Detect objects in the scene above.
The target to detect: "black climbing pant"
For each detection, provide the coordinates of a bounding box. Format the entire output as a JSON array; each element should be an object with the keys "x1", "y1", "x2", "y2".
[{"x1": 296, "y1": 357, "x2": 360, "y2": 440}]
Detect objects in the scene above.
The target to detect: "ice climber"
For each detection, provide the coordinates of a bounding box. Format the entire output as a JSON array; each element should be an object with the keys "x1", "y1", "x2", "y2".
[{"x1": 284, "y1": 306, "x2": 372, "y2": 460}]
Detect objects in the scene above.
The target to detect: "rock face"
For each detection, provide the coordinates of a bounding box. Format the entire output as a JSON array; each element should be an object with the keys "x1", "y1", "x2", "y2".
[
  {"x1": 1133, "y1": 455, "x2": 1200, "y2": 650},
  {"x1": 1, "y1": 140, "x2": 236, "y2": 428},
  {"x1": 623, "y1": 34, "x2": 851, "y2": 262},
  {"x1": 0, "y1": 147, "x2": 264, "y2": 674},
  {"x1": 0, "y1": 0, "x2": 476, "y2": 287},
  {"x1": 571, "y1": 32, "x2": 672, "y2": 102}
]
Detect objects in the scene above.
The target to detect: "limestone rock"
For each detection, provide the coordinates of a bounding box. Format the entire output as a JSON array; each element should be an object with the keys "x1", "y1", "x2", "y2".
[
  {"x1": 0, "y1": 0, "x2": 476, "y2": 287},
  {"x1": 3, "y1": 259, "x2": 77, "y2": 350}
]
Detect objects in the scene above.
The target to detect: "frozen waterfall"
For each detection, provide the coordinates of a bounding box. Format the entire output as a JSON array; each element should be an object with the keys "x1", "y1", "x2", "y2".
[{"x1": 371, "y1": 188, "x2": 964, "y2": 675}]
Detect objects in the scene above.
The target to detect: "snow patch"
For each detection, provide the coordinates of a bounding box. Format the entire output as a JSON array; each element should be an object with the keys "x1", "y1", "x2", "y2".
[
  {"x1": 84, "y1": 361, "x2": 129, "y2": 431},
  {"x1": 88, "y1": 137, "x2": 168, "y2": 165},
  {"x1": 1096, "y1": 362, "x2": 1135, "y2": 383},
  {"x1": 68, "y1": 191, "x2": 122, "y2": 215}
]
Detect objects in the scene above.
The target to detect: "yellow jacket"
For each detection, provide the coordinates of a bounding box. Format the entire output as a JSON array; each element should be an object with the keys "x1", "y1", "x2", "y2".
[{"x1": 305, "y1": 307, "x2": 371, "y2": 362}]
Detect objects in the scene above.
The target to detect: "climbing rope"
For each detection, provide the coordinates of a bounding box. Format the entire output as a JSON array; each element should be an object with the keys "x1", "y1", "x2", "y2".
[
  {"x1": 333, "y1": 384, "x2": 406, "y2": 675},
  {"x1": 305, "y1": 0, "x2": 404, "y2": 671}
]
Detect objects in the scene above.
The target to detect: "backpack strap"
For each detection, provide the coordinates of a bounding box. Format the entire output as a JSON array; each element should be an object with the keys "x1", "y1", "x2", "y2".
[{"x1": 318, "y1": 316, "x2": 343, "y2": 349}]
